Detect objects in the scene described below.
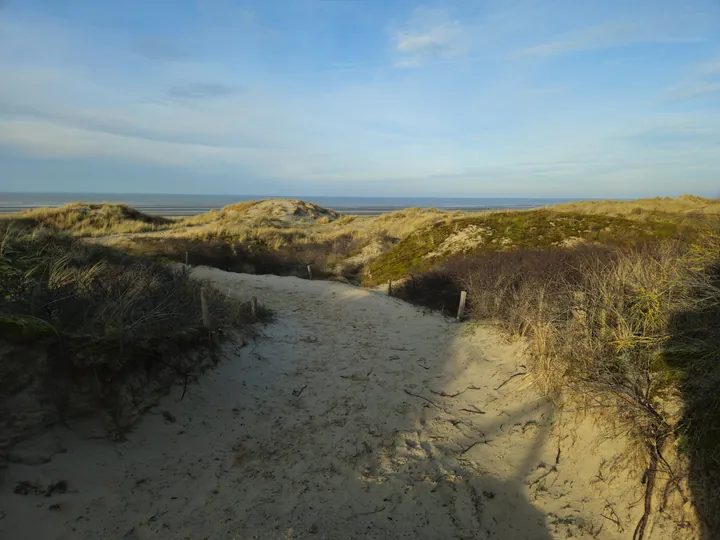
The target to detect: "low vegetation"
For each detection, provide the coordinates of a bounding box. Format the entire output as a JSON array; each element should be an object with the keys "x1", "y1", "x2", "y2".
[
  {"x1": 116, "y1": 233, "x2": 375, "y2": 282},
  {"x1": 177, "y1": 198, "x2": 341, "y2": 231},
  {"x1": 366, "y1": 210, "x2": 690, "y2": 285},
  {"x1": 102, "y1": 204, "x2": 453, "y2": 283},
  {"x1": 552, "y1": 194, "x2": 720, "y2": 226},
  {"x1": 6, "y1": 202, "x2": 172, "y2": 236},
  {"x1": 0, "y1": 222, "x2": 263, "y2": 463}
]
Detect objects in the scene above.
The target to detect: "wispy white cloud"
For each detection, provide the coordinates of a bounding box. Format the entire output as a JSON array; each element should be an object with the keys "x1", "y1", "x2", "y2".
[{"x1": 392, "y1": 7, "x2": 469, "y2": 68}]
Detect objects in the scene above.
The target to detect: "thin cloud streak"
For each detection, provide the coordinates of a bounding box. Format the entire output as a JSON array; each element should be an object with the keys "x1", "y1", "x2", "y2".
[{"x1": 520, "y1": 17, "x2": 706, "y2": 57}]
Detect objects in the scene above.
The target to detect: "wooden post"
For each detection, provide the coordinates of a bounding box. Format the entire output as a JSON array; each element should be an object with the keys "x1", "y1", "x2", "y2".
[
  {"x1": 457, "y1": 291, "x2": 467, "y2": 321},
  {"x1": 251, "y1": 296, "x2": 258, "y2": 319},
  {"x1": 307, "y1": 265, "x2": 313, "y2": 280},
  {"x1": 388, "y1": 279, "x2": 393, "y2": 297},
  {"x1": 200, "y1": 286, "x2": 210, "y2": 327},
  {"x1": 185, "y1": 251, "x2": 189, "y2": 266}
]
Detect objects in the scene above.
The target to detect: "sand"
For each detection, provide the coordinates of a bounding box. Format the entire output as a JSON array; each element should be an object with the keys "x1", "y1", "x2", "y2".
[{"x1": 0, "y1": 269, "x2": 688, "y2": 539}]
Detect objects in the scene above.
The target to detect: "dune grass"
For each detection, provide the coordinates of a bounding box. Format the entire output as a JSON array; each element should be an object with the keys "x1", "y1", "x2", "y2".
[
  {"x1": 551, "y1": 195, "x2": 720, "y2": 226},
  {"x1": 5, "y1": 202, "x2": 172, "y2": 237},
  {"x1": 0, "y1": 222, "x2": 263, "y2": 458},
  {"x1": 175, "y1": 199, "x2": 341, "y2": 231},
  {"x1": 175, "y1": 200, "x2": 261, "y2": 228}
]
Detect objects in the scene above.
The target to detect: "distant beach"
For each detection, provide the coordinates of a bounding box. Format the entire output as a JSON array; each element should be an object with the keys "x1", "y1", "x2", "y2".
[{"x1": 0, "y1": 193, "x2": 584, "y2": 217}]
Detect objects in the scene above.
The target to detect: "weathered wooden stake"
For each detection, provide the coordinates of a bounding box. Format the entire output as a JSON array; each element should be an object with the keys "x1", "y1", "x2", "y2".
[
  {"x1": 307, "y1": 265, "x2": 313, "y2": 280},
  {"x1": 388, "y1": 279, "x2": 393, "y2": 297},
  {"x1": 200, "y1": 286, "x2": 210, "y2": 327},
  {"x1": 251, "y1": 296, "x2": 258, "y2": 319},
  {"x1": 457, "y1": 291, "x2": 467, "y2": 321},
  {"x1": 185, "y1": 251, "x2": 189, "y2": 266}
]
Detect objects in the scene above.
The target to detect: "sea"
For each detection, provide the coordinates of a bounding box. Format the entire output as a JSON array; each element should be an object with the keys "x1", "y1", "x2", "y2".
[{"x1": 0, "y1": 193, "x2": 585, "y2": 217}]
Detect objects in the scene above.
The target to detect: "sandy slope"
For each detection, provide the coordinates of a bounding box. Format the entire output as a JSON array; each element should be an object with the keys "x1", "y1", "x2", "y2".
[{"x1": 0, "y1": 269, "x2": 683, "y2": 539}]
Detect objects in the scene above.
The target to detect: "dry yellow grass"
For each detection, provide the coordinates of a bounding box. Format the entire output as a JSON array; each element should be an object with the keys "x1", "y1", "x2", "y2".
[
  {"x1": 177, "y1": 199, "x2": 339, "y2": 229},
  {"x1": 5, "y1": 203, "x2": 172, "y2": 237},
  {"x1": 160, "y1": 205, "x2": 464, "y2": 256},
  {"x1": 551, "y1": 194, "x2": 720, "y2": 222}
]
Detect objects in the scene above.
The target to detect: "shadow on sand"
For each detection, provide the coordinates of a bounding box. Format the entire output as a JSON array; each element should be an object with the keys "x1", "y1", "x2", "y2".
[
  {"x1": 665, "y1": 254, "x2": 720, "y2": 539},
  {"x1": 216, "y1": 284, "x2": 559, "y2": 540}
]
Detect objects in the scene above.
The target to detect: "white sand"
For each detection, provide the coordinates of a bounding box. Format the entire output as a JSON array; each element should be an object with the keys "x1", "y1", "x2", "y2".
[{"x1": 0, "y1": 269, "x2": 689, "y2": 539}]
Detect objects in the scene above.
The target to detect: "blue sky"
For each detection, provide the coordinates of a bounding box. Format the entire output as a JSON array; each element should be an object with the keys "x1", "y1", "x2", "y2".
[{"x1": 0, "y1": 0, "x2": 719, "y2": 197}]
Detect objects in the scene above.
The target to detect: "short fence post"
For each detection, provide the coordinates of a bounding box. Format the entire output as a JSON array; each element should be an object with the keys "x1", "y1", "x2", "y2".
[
  {"x1": 251, "y1": 296, "x2": 258, "y2": 319},
  {"x1": 185, "y1": 252, "x2": 189, "y2": 266},
  {"x1": 307, "y1": 265, "x2": 313, "y2": 280},
  {"x1": 457, "y1": 291, "x2": 467, "y2": 321},
  {"x1": 388, "y1": 279, "x2": 393, "y2": 297},
  {"x1": 200, "y1": 286, "x2": 210, "y2": 327}
]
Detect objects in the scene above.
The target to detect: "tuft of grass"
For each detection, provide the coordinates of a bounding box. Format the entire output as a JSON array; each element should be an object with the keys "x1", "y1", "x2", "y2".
[{"x1": 4, "y1": 202, "x2": 172, "y2": 237}]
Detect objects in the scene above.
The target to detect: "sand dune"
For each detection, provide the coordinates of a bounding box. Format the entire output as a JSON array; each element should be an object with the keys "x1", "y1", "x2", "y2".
[{"x1": 0, "y1": 270, "x2": 685, "y2": 539}]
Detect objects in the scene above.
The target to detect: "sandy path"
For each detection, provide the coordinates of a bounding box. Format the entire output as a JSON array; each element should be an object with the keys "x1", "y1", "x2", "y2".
[{"x1": 1, "y1": 269, "x2": 659, "y2": 539}]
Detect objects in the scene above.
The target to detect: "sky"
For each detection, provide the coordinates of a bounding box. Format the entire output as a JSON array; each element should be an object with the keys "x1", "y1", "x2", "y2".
[{"x1": 0, "y1": 0, "x2": 719, "y2": 198}]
